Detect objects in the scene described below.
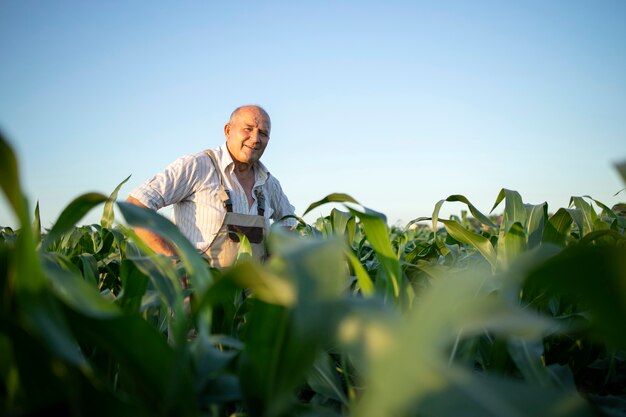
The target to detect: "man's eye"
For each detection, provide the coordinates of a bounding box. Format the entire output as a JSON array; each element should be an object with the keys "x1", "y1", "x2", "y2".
[{"x1": 244, "y1": 128, "x2": 252, "y2": 132}]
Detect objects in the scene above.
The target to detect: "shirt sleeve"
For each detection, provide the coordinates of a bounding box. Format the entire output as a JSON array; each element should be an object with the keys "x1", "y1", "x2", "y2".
[
  {"x1": 266, "y1": 176, "x2": 298, "y2": 227},
  {"x1": 129, "y1": 153, "x2": 210, "y2": 210}
]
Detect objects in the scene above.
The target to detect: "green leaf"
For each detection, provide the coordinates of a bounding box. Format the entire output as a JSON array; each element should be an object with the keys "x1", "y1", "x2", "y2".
[
  {"x1": 121, "y1": 228, "x2": 188, "y2": 343},
  {"x1": 125, "y1": 251, "x2": 180, "y2": 312},
  {"x1": 353, "y1": 271, "x2": 567, "y2": 417},
  {"x1": 17, "y1": 291, "x2": 89, "y2": 368},
  {"x1": 578, "y1": 229, "x2": 626, "y2": 247},
  {"x1": 239, "y1": 302, "x2": 308, "y2": 417},
  {"x1": 64, "y1": 310, "x2": 197, "y2": 415},
  {"x1": 495, "y1": 190, "x2": 526, "y2": 270},
  {"x1": 192, "y1": 334, "x2": 241, "y2": 395},
  {"x1": 41, "y1": 252, "x2": 120, "y2": 318},
  {"x1": 1, "y1": 132, "x2": 88, "y2": 368},
  {"x1": 524, "y1": 245, "x2": 626, "y2": 348},
  {"x1": 306, "y1": 351, "x2": 349, "y2": 406},
  {"x1": 439, "y1": 219, "x2": 497, "y2": 270},
  {"x1": 565, "y1": 208, "x2": 585, "y2": 239},
  {"x1": 525, "y1": 203, "x2": 547, "y2": 249},
  {"x1": 330, "y1": 208, "x2": 351, "y2": 235},
  {"x1": 507, "y1": 338, "x2": 552, "y2": 386},
  {"x1": 2, "y1": 322, "x2": 84, "y2": 413},
  {"x1": 117, "y1": 259, "x2": 149, "y2": 314},
  {"x1": 0, "y1": 132, "x2": 26, "y2": 219},
  {"x1": 583, "y1": 195, "x2": 617, "y2": 221},
  {"x1": 433, "y1": 194, "x2": 496, "y2": 236},
  {"x1": 502, "y1": 222, "x2": 527, "y2": 267},
  {"x1": 32, "y1": 201, "x2": 41, "y2": 246},
  {"x1": 414, "y1": 371, "x2": 593, "y2": 417},
  {"x1": 542, "y1": 208, "x2": 573, "y2": 247},
  {"x1": 78, "y1": 253, "x2": 99, "y2": 288},
  {"x1": 101, "y1": 175, "x2": 131, "y2": 229},
  {"x1": 345, "y1": 247, "x2": 375, "y2": 296},
  {"x1": 239, "y1": 237, "x2": 347, "y2": 417},
  {"x1": 348, "y1": 207, "x2": 402, "y2": 299},
  {"x1": 302, "y1": 192, "x2": 361, "y2": 216},
  {"x1": 331, "y1": 208, "x2": 357, "y2": 245},
  {"x1": 493, "y1": 189, "x2": 527, "y2": 231},
  {"x1": 42, "y1": 193, "x2": 109, "y2": 249},
  {"x1": 569, "y1": 197, "x2": 597, "y2": 236},
  {"x1": 117, "y1": 202, "x2": 212, "y2": 295},
  {"x1": 223, "y1": 261, "x2": 295, "y2": 307},
  {"x1": 235, "y1": 232, "x2": 253, "y2": 263},
  {"x1": 281, "y1": 237, "x2": 347, "y2": 306}
]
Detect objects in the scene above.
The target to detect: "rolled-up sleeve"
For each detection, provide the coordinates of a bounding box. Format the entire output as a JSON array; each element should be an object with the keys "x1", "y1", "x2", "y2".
[{"x1": 129, "y1": 154, "x2": 207, "y2": 210}]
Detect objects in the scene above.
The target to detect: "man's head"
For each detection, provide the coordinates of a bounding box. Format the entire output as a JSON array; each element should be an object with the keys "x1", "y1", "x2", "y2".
[{"x1": 224, "y1": 105, "x2": 271, "y2": 167}]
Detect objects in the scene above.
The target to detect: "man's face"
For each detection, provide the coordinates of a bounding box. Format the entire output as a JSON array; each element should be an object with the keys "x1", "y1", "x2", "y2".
[{"x1": 224, "y1": 107, "x2": 271, "y2": 166}]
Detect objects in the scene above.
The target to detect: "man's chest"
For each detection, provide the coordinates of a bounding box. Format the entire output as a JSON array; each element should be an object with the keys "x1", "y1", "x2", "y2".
[
  {"x1": 191, "y1": 173, "x2": 263, "y2": 215},
  {"x1": 235, "y1": 173, "x2": 256, "y2": 208}
]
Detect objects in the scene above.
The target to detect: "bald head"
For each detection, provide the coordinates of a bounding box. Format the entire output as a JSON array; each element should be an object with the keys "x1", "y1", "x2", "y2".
[{"x1": 229, "y1": 105, "x2": 271, "y2": 130}]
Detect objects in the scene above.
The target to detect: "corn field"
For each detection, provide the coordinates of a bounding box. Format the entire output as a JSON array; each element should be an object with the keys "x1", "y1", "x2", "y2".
[{"x1": 1, "y1": 132, "x2": 626, "y2": 417}]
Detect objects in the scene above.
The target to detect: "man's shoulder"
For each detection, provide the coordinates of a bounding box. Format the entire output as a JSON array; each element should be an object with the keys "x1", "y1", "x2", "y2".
[
  {"x1": 174, "y1": 148, "x2": 217, "y2": 168},
  {"x1": 263, "y1": 170, "x2": 288, "y2": 194}
]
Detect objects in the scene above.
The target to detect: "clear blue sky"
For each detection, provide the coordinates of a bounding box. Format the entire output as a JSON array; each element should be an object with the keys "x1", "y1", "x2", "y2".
[{"x1": 1, "y1": 1, "x2": 625, "y2": 229}]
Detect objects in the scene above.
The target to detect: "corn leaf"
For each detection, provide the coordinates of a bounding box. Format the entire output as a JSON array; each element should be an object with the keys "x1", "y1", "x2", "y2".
[
  {"x1": 224, "y1": 261, "x2": 295, "y2": 307},
  {"x1": 1, "y1": 134, "x2": 88, "y2": 368},
  {"x1": 239, "y1": 237, "x2": 346, "y2": 417},
  {"x1": 354, "y1": 271, "x2": 577, "y2": 417},
  {"x1": 569, "y1": 197, "x2": 597, "y2": 236},
  {"x1": 64, "y1": 310, "x2": 197, "y2": 415},
  {"x1": 101, "y1": 175, "x2": 130, "y2": 229},
  {"x1": 349, "y1": 207, "x2": 402, "y2": 299},
  {"x1": 117, "y1": 201, "x2": 212, "y2": 294},
  {"x1": 40, "y1": 252, "x2": 120, "y2": 318},
  {"x1": 0, "y1": 132, "x2": 26, "y2": 218},
  {"x1": 502, "y1": 222, "x2": 527, "y2": 268},
  {"x1": 494, "y1": 189, "x2": 527, "y2": 231},
  {"x1": 303, "y1": 192, "x2": 361, "y2": 216},
  {"x1": 32, "y1": 201, "x2": 41, "y2": 246},
  {"x1": 78, "y1": 253, "x2": 98, "y2": 287},
  {"x1": 507, "y1": 339, "x2": 553, "y2": 386},
  {"x1": 439, "y1": 219, "x2": 497, "y2": 270},
  {"x1": 525, "y1": 203, "x2": 547, "y2": 249},
  {"x1": 524, "y1": 245, "x2": 626, "y2": 348},
  {"x1": 345, "y1": 247, "x2": 375, "y2": 296},
  {"x1": 117, "y1": 259, "x2": 149, "y2": 314},
  {"x1": 543, "y1": 208, "x2": 573, "y2": 247},
  {"x1": 42, "y1": 193, "x2": 109, "y2": 250},
  {"x1": 433, "y1": 194, "x2": 496, "y2": 236},
  {"x1": 306, "y1": 351, "x2": 349, "y2": 406}
]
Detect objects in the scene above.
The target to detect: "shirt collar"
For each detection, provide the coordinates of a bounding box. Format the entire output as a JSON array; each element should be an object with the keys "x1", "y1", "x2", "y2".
[{"x1": 217, "y1": 143, "x2": 270, "y2": 182}]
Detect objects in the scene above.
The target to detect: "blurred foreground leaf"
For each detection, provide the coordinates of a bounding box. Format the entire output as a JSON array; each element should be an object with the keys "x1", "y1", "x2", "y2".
[{"x1": 524, "y1": 245, "x2": 626, "y2": 348}]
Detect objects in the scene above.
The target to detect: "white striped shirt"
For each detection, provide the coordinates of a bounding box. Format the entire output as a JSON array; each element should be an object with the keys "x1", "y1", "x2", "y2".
[{"x1": 129, "y1": 143, "x2": 296, "y2": 252}]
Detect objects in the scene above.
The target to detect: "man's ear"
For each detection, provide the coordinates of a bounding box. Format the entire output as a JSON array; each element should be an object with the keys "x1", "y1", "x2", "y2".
[{"x1": 224, "y1": 123, "x2": 231, "y2": 138}]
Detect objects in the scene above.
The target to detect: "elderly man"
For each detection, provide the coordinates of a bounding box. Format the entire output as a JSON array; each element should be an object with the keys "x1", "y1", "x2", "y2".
[{"x1": 127, "y1": 105, "x2": 296, "y2": 267}]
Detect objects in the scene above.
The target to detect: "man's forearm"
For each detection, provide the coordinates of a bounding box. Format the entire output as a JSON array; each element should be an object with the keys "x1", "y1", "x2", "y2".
[{"x1": 126, "y1": 196, "x2": 177, "y2": 257}]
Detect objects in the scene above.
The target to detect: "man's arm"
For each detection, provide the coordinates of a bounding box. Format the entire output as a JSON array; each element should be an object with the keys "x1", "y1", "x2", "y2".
[
  {"x1": 267, "y1": 177, "x2": 298, "y2": 228},
  {"x1": 126, "y1": 196, "x2": 177, "y2": 257}
]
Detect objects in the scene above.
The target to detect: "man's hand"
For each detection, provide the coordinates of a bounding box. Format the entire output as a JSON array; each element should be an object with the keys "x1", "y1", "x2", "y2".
[{"x1": 126, "y1": 196, "x2": 177, "y2": 257}]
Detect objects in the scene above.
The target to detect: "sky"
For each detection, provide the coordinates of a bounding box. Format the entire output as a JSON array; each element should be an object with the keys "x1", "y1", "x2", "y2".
[{"x1": 1, "y1": 1, "x2": 625, "y2": 230}]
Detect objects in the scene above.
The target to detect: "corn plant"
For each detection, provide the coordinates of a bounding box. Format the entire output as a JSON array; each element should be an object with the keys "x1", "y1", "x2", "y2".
[{"x1": 1, "y1": 131, "x2": 625, "y2": 417}]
